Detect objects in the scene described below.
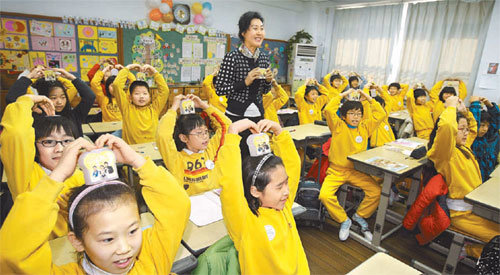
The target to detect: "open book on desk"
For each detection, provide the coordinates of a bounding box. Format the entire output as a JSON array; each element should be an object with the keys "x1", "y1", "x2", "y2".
[{"x1": 189, "y1": 189, "x2": 223, "y2": 226}]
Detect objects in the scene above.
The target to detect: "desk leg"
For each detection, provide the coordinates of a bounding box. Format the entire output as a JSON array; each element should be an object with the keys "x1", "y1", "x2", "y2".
[
  {"x1": 372, "y1": 173, "x2": 393, "y2": 247},
  {"x1": 406, "y1": 168, "x2": 422, "y2": 207}
]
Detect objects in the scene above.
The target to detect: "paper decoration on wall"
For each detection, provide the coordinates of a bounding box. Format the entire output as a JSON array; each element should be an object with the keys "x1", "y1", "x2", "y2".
[
  {"x1": 54, "y1": 23, "x2": 75, "y2": 37},
  {"x1": 62, "y1": 53, "x2": 77, "y2": 72},
  {"x1": 30, "y1": 20, "x2": 53, "y2": 37},
  {"x1": 97, "y1": 27, "x2": 117, "y2": 39},
  {"x1": 79, "y1": 39, "x2": 98, "y2": 52},
  {"x1": 4, "y1": 34, "x2": 29, "y2": 50},
  {"x1": 1, "y1": 18, "x2": 28, "y2": 35},
  {"x1": 79, "y1": 55, "x2": 99, "y2": 68},
  {"x1": 0, "y1": 50, "x2": 30, "y2": 70},
  {"x1": 31, "y1": 36, "x2": 55, "y2": 51},
  {"x1": 46, "y1": 52, "x2": 62, "y2": 68},
  {"x1": 80, "y1": 68, "x2": 91, "y2": 81},
  {"x1": 98, "y1": 40, "x2": 117, "y2": 54},
  {"x1": 0, "y1": 50, "x2": 13, "y2": 69},
  {"x1": 29, "y1": 51, "x2": 47, "y2": 67},
  {"x1": 131, "y1": 31, "x2": 163, "y2": 72},
  {"x1": 98, "y1": 56, "x2": 117, "y2": 64},
  {"x1": 55, "y1": 37, "x2": 76, "y2": 52},
  {"x1": 78, "y1": 25, "x2": 98, "y2": 39}
]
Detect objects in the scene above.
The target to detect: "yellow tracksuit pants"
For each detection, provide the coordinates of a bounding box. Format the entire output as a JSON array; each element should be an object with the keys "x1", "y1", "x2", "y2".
[
  {"x1": 319, "y1": 167, "x2": 382, "y2": 223},
  {"x1": 450, "y1": 211, "x2": 500, "y2": 258}
]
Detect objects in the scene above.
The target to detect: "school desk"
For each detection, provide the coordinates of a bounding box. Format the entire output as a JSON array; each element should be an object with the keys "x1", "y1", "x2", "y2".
[
  {"x1": 389, "y1": 109, "x2": 410, "y2": 133},
  {"x1": 277, "y1": 107, "x2": 298, "y2": 126},
  {"x1": 490, "y1": 165, "x2": 500, "y2": 179},
  {"x1": 88, "y1": 121, "x2": 122, "y2": 134},
  {"x1": 347, "y1": 137, "x2": 428, "y2": 252},
  {"x1": 464, "y1": 176, "x2": 500, "y2": 223},
  {"x1": 87, "y1": 107, "x2": 101, "y2": 116},
  {"x1": 347, "y1": 252, "x2": 420, "y2": 275},
  {"x1": 82, "y1": 124, "x2": 94, "y2": 136}
]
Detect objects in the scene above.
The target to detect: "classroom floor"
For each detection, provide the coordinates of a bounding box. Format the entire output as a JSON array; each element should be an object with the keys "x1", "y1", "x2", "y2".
[{"x1": 298, "y1": 212, "x2": 476, "y2": 274}]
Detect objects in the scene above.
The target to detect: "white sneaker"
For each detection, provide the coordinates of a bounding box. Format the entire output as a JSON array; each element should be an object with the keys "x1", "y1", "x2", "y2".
[
  {"x1": 339, "y1": 218, "x2": 352, "y2": 241},
  {"x1": 362, "y1": 229, "x2": 373, "y2": 242}
]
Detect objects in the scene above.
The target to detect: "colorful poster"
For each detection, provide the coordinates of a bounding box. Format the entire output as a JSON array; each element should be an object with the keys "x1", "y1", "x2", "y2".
[
  {"x1": 31, "y1": 36, "x2": 55, "y2": 51},
  {"x1": 46, "y1": 52, "x2": 62, "y2": 68},
  {"x1": 30, "y1": 20, "x2": 53, "y2": 37},
  {"x1": 62, "y1": 53, "x2": 77, "y2": 72},
  {"x1": 54, "y1": 23, "x2": 75, "y2": 38},
  {"x1": 55, "y1": 37, "x2": 76, "y2": 52},
  {"x1": 79, "y1": 39, "x2": 98, "y2": 53},
  {"x1": 0, "y1": 50, "x2": 13, "y2": 69},
  {"x1": 98, "y1": 40, "x2": 117, "y2": 54},
  {"x1": 29, "y1": 51, "x2": 47, "y2": 67},
  {"x1": 4, "y1": 34, "x2": 29, "y2": 50},
  {"x1": 80, "y1": 68, "x2": 91, "y2": 82},
  {"x1": 1, "y1": 18, "x2": 28, "y2": 35},
  {"x1": 98, "y1": 56, "x2": 117, "y2": 64},
  {"x1": 11, "y1": 50, "x2": 30, "y2": 71},
  {"x1": 79, "y1": 55, "x2": 99, "y2": 68},
  {"x1": 78, "y1": 25, "x2": 98, "y2": 40},
  {"x1": 97, "y1": 27, "x2": 117, "y2": 40}
]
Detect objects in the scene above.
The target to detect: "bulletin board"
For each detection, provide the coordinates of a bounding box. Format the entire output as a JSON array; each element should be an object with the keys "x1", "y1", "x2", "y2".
[
  {"x1": 122, "y1": 28, "x2": 229, "y2": 84},
  {"x1": 230, "y1": 36, "x2": 288, "y2": 83},
  {"x1": 0, "y1": 12, "x2": 119, "y2": 81}
]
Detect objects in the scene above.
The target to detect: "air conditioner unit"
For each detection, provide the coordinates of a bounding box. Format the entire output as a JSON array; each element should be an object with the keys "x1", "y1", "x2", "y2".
[{"x1": 287, "y1": 43, "x2": 318, "y2": 96}]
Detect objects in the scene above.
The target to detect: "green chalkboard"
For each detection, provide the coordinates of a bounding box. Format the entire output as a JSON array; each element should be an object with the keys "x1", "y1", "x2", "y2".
[{"x1": 122, "y1": 28, "x2": 228, "y2": 83}]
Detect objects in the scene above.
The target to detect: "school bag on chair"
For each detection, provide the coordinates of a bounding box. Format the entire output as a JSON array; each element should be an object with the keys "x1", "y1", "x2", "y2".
[{"x1": 476, "y1": 235, "x2": 500, "y2": 275}]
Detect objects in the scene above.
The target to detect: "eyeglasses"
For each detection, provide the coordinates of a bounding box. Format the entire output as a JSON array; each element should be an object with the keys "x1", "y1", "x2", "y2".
[
  {"x1": 346, "y1": 112, "x2": 363, "y2": 117},
  {"x1": 37, "y1": 139, "x2": 74, "y2": 147},
  {"x1": 189, "y1": 130, "x2": 209, "y2": 138}
]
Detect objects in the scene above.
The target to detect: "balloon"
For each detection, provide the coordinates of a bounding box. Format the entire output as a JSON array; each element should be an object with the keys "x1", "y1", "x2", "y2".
[
  {"x1": 204, "y1": 15, "x2": 213, "y2": 26},
  {"x1": 193, "y1": 14, "x2": 204, "y2": 25},
  {"x1": 149, "y1": 8, "x2": 162, "y2": 21},
  {"x1": 146, "y1": 0, "x2": 161, "y2": 8},
  {"x1": 192, "y1": 2, "x2": 203, "y2": 15},
  {"x1": 202, "y1": 2, "x2": 212, "y2": 11},
  {"x1": 159, "y1": 3, "x2": 171, "y2": 13},
  {"x1": 161, "y1": 0, "x2": 173, "y2": 8},
  {"x1": 202, "y1": 8, "x2": 210, "y2": 17},
  {"x1": 162, "y1": 12, "x2": 174, "y2": 23}
]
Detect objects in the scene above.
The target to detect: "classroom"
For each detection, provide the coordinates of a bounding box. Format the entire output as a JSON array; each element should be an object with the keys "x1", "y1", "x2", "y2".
[{"x1": 0, "y1": 0, "x2": 499, "y2": 274}]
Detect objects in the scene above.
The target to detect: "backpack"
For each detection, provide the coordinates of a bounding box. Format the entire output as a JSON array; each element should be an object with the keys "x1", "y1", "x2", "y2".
[{"x1": 295, "y1": 179, "x2": 325, "y2": 229}]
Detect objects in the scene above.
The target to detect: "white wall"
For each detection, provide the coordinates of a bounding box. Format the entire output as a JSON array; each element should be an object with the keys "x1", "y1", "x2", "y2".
[
  {"x1": 472, "y1": 0, "x2": 500, "y2": 104},
  {"x1": 0, "y1": 0, "x2": 305, "y2": 41}
]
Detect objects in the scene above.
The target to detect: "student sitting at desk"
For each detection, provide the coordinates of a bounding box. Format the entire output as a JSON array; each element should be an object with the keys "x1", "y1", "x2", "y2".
[
  {"x1": 429, "y1": 78, "x2": 467, "y2": 123},
  {"x1": 218, "y1": 118, "x2": 309, "y2": 274},
  {"x1": 406, "y1": 84, "x2": 434, "y2": 140},
  {"x1": 362, "y1": 84, "x2": 395, "y2": 147},
  {"x1": 294, "y1": 78, "x2": 333, "y2": 125},
  {"x1": 322, "y1": 69, "x2": 348, "y2": 97},
  {"x1": 156, "y1": 94, "x2": 231, "y2": 195},
  {"x1": 379, "y1": 82, "x2": 409, "y2": 111},
  {"x1": 469, "y1": 96, "x2": 500, "y2": 182},
  {"x1": 427, "y1": 96, "x2": 500, "y2": 259},
  {"x1": 0, "y1": 134, "x2": 190, "y2": 274},
  {"x1": 111, "y1": 64, "x2": 169, "y2": 144},
  {"x1": 319, "y1": 89, "x2": 385, "y2": 242},
  {"x1": 262, "y1": 79, "x2": 288, "y2": 124}
]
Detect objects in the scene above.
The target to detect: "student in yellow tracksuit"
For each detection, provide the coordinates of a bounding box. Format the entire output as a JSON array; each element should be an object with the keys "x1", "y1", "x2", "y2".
[
  {"x1": 429, "y1": 79, "x2": 467, "y2": 123},
  {"x1": 0, "y1": 134, "x2": 190, "y2": 274},
  {"x1": 407, "y1": 86, "x2": 434, "y2": 140},
  {"x1": 427, "y1": 96, "x2": 499, "y2": 259},
  {"x1": 319, "y1": 89, "x2": 385, "y2": 241},
  {"x1": 202, "y1": 72, "x2": 227, "y2": 113},
  {"x1": 362, "y1": 84, "x2": 395, "y2": 147},
  {"x1": 0, "y1": 94, "x2": 84, "y2": 239},
  {"x1": 218, "y1": 118, "x2": 309, "y2": 274},
  {"x1": 294, "y1": 78, "x2": 333, "y2": 124},
  {"x1": 156, "y1": 94, "x2": 231, "y2": 195},
  {"x1": 111, "y1": 64, "x2": 169, "y2": 144},
  {"x1": 322, "y1": 70, "x2": 348, "y2": 97},
  {"x1": 90, "y1": 64, "x2": 135, "y2": 122},
  {"x1": 380, "y1": 82, "x2": 409, "y2": 111},
  {"x1": 262, "y1": 79, "x2": 288, "y2": 124}
]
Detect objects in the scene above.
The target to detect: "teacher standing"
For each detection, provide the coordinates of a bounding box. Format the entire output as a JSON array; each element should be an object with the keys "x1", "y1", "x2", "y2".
[{"x1": 215, "y1": 11, "x2": 272, "y2": 158}]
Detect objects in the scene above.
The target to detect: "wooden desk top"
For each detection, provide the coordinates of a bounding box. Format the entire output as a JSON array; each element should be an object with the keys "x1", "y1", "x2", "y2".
[
  {"x1": 389, "y1": 109, "x2": 410, "y2": 121},
  {"x1": 129, "y1": 142, "x2": 163, "y2": 161},
  {"x1": 348, "y1": 138, "x2": 428, "y2": 176},
  {"x1": 89, "y1": 121, "x2": 122, "y2": 134},
  {"x1": 284, "y1": 123, "x2": 331, "y2": 141},
  {"x1": 348, "y1": 252, "x2": 420, "y2": 275},
  {"x1": 88, "y1": 107, "x2": 101, "y2": 116},
  {"x1": 82, "y1": 124, "x2": 94, "y2": 136},
  {"x1": 490, "y1": 166, "x2": 500, "y2": 179},
  {"x1": 465, "y1": 177, "x2": 500, "y2": 212}
]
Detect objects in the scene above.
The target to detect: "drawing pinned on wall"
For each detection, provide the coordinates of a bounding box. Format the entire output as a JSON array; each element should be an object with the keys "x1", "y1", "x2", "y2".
[
  {"x1": 0, "y1": 50, "x2": 13, "y2": 70},
  {"x1": 80, "y1": 68, "x2": 91, "y2": 81},
  {"x1": 79, "y1": 39, "x2": 98, "y2": 53},
  {"x1": 46, "y1": 52, "x2": 62, "y2": 68},
  {"x1": 54, "y1": 23, "x2": 75, "y2": 38},
  {"x1": 31, "y1": 36, "x2": 55, "y2": 51},
  {"x1": 1, "y1": 50, "x2": 30, "y2": 71},
  {"x1": 30, "y1": 20, "x2": 53, "y2": 37},
  {"x1": 78, "y1": 25, "x2": 98, "y2": 39},
  {"x1": 2, "y1": 18, "x2": 28, "y2": 35},
  {"x1": 4, "y1": 34, "x2": 29, "y2": 50},
  {"x1": 97, "y1": 27, "x2": 117, "y2": 40},
  {"x1": 55, "y1": 37, "x2": 76, "y2": 52},
  {"x1": 29, "y1": 51, "x2": 47, "y2": 67},
  {"x1": 98, "y1": 40, "x2": 117, "y2": 54},
  {"x1": 79, "y1": 55, "x2": 99, "y2": 68},
  {"x1": 62, "y1": 53, "x2": 77, "y2": 72}
]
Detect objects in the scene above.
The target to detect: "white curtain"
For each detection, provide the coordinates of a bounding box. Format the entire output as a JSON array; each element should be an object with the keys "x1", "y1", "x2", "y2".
[
  {"x1": 398, "y1": 0, "x2": 494, "y2": 91},
  {"x1": 326, "y1": 4, "x2": 403, "y2": 85}
]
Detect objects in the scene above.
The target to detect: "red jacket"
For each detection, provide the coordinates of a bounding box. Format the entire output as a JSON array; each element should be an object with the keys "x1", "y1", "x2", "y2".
[{"x1": 403, "y1": 174, "x2": 451, "y2": 245}]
